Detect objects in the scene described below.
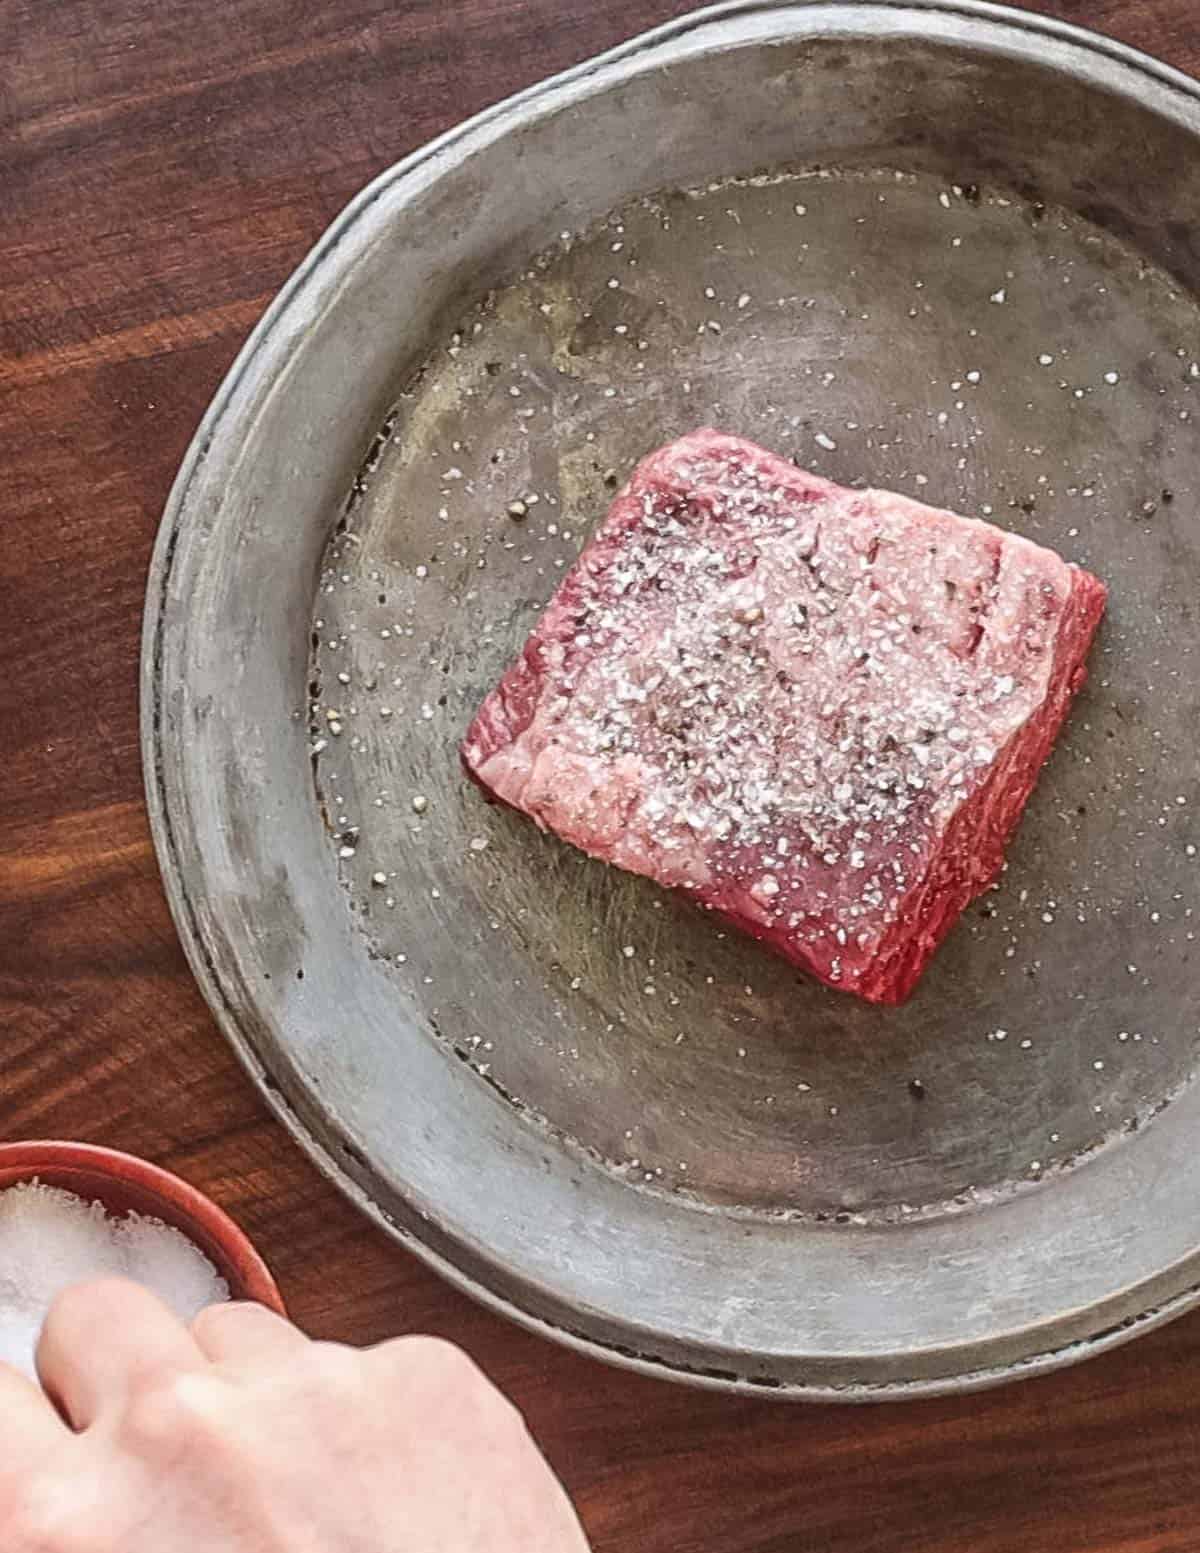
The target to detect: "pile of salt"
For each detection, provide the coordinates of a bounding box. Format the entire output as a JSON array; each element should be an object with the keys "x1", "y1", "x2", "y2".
[{"x1": 0, "y1": 1181, "x2": 230, "y2": 1381}]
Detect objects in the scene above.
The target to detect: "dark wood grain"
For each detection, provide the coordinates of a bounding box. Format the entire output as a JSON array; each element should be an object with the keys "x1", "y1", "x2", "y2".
[{"x1": 3, "y1": 2, "x2": 1200, "y2": 1548}]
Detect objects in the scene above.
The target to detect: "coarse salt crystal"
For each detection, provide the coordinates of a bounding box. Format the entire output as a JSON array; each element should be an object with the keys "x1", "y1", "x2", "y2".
[{"x1": 0, "y1": 1183, "x2": 230, "y2": 1383}]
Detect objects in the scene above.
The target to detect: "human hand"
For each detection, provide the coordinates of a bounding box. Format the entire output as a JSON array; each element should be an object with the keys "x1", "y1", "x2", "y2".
[{"x1": 1, "y1": 1278, "x2": 590, "y2": 1551}]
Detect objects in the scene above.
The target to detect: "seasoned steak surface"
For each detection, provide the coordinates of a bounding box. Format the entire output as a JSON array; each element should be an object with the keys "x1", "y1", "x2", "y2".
[{"x1": 463, "y1": 429, "x2": 1107, "y2": 1004}]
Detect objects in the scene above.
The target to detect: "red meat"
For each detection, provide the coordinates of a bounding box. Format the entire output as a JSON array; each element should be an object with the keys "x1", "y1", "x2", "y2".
[{"x1": 463, "y1": 430, "x2": 1106, "y2": 1004}]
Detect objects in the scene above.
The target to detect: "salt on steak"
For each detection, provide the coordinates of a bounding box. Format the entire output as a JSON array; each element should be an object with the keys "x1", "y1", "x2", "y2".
[{"x1": 463, "y1": 430, "x2": 1107, "y2": 1004}]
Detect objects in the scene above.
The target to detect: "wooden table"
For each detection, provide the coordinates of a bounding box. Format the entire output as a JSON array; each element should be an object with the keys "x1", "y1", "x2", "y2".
[{"x1": 4, "y1": 1, "x2": 1200, "y2": 1546}]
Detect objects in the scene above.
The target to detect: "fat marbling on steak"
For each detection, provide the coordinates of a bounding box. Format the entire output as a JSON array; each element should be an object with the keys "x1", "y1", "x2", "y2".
[{"x1": 463, "y1": 430, "x2": 1107, "y2": 1004}]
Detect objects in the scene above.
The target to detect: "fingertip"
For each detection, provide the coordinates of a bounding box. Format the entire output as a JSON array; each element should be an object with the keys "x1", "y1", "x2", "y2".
[
  {"x1": 46, "y1": 1275, "x2": 169, "y2": 1325},
  {"x1": 0, "y1": 1357, "x2": 70, "y2": 1490}
]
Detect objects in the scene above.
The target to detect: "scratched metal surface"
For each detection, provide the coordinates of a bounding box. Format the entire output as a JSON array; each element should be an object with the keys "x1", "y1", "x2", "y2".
[
  {"x1": 147, "y1": 3, "x2": 1200, "y2": 1393},
  {"x1": 314, "y1": 167, "x2": 1199, "y2": 1215}
]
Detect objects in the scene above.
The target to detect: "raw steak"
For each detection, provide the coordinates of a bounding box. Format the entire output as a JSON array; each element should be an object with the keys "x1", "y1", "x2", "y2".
[{"x1": 463, "y1": 430, "x2": 1107, "y2": 1004}]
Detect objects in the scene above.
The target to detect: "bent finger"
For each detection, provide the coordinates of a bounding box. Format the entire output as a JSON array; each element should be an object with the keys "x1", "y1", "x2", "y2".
[
  {"x1": 37, "y1": 1278, "x2": 204, "y2": 1431},
  {"x1": 192, "y1": 1301, "x2": 307, "y2": 1367}
]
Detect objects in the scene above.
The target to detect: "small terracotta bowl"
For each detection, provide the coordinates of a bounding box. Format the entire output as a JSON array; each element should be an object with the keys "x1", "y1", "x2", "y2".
[{"x1": 0, "y1": 1141, "x2": 285, "y2": 1313}]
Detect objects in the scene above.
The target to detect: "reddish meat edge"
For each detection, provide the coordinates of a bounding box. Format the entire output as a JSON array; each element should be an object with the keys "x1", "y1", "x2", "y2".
[
  {"x1": 463, "y1": 432, "x2": 1106, "y2": 1005},
  {"x1": 847, "y1": 572, "x2": 1104, "y2": 1000}
]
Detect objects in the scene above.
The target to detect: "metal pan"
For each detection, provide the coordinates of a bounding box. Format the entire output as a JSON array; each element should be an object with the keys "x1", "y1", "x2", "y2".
[{"x1": 143, "y1": 1, "x2": 1200, "y2": 1397}]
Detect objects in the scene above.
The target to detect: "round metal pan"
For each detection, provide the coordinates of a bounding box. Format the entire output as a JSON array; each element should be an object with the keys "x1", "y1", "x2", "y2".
[{"x1": 143, "y1": 1, "x2": 1200, "y2": 1397}]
